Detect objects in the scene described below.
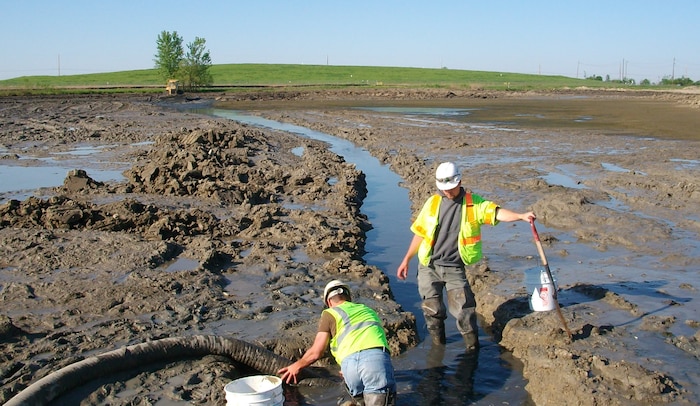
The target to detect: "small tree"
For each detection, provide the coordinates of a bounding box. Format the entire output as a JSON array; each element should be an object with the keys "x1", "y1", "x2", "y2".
[
  {"x1": 180, "y1": 37, "x2": 213, "y2": 90},
  {"x1": 154, "y1": 31, "x2": 184, "y2": 81}
]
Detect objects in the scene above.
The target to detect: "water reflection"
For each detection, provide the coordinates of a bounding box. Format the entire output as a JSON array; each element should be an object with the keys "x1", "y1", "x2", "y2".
[
  {"x1": 541, "y1": 172, "x2": 586, "y2": 189},
  {"x1": 355, "y1": 107, "x2": 475, "y2": 117},
  {"x1": 163, "y1": 257, "x2": 199, "y2": 273},
  {"x1": 600, "y1": 162, "x2": 630, "y2": 173},
  {"x1": 0, "y1": 165, "x2": 124, "y2": 202},
  {"x1": 51, "y1": 145, "x2": 115, "y2": 156},
  {"x1": 414, "y1": 346, "x2": 478, "y2": 405},
  {"x1": 0, "y1": 142, "x2": 137, "y2": 203}
]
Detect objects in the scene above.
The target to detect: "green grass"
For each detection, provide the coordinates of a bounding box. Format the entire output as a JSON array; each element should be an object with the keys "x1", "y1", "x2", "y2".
[
  {"x1": 0, "y1": 63, "x2": 642, "y2": 95},
  {"x1": 209, "y1": 64, "x2": 595, "y2": 90}
]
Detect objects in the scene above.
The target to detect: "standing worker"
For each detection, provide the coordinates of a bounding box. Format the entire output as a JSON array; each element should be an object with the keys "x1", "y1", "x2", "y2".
[
  {"x1": 278, "y1": 280, "x2": 397, "y2": 406},
  {"x1": 397, "y1": 162, "x2": 535, "y2": 351}
]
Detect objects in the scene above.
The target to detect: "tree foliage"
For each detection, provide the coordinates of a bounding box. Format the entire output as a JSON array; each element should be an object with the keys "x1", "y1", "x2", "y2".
[
  {"x1": 180, "y1": 37, "x2": 213, "y2": 89},
  {"x1": 154, "y1": 31, "x2": 184, "y2": 80},
  {"x1": 660, "y1": 77, "x2": 696, "y2": 86},
  {"x1": 154, "y1": 31, "x2": 213, "y2": 91}
]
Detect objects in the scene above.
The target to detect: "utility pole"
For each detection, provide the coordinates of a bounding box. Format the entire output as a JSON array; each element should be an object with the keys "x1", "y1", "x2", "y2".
[
  {"x1": 620, "y1": 58, "x2": 628, "y2": 82},
  {"x1": 672, "y1": 57, "x2": 675, "y2": 80},
  {"x1": 576, "y1": 61, "x2": 580, "y2": 78},
  {"x1": 58, "y1": 54, "x2": 61, "y2": 76}
]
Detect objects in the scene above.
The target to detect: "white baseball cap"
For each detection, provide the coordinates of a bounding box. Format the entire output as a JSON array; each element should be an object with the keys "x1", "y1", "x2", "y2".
[{"x1": 435, "y1": 162, "x2": 461, "y2": 190}]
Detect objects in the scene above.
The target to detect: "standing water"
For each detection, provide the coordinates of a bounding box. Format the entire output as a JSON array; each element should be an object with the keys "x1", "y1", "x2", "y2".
[{"x1": 209, "y1": 109, "x2": 532, "y2": 405}]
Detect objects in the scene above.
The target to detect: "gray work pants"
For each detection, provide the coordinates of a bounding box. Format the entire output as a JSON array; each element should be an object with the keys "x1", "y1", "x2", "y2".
[{"x1": 417, "y1": 263, "x2": 478, "y2": 338}]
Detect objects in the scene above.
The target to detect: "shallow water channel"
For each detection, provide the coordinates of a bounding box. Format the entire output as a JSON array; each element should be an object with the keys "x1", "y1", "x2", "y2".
[{"x1": 209, "y1": 109, "x2": 532, "y2": 405}]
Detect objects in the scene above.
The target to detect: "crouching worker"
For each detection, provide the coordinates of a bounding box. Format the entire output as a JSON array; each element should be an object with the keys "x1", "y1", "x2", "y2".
[{"x1": 278, "y1": 280, "x2": 397, "y2": 406}]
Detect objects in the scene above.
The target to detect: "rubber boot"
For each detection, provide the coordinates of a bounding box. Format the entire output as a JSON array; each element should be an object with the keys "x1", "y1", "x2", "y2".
[
  {"x1": 427, "y1": 319, "x2": 446, "y2": 345},
  {"x1": 447, "y1": 287, "x2": 479, "y2": 350},
  {"x1": 425, "y1": 342, "x2": 446, "y2": 369},
  {"x1": 339, "y1": 394, "x2": 365, "y2": 406},
  {"x1": 363, "y1": 392, "x2": 396, "y2": 406},
  {"x1": 421, "y1": 297, "x2": 447, "y2": 345}
]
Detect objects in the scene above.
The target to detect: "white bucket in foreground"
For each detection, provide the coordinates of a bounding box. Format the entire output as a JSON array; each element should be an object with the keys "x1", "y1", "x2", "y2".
[
  {"x1": 524, "y1": 267, "x2": 557, "y2": 312},
  {"x1": 224, "y1": 375, "x2": 284, "y2": 406}
]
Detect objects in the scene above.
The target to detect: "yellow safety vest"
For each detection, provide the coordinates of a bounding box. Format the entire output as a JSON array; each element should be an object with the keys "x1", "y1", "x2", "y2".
[
  {"x1": 411, "y1": 193, "x2": 499, "y2": 266},
  {"x1": 324, "y1": 302, "x2": 389, "y2": 365}
]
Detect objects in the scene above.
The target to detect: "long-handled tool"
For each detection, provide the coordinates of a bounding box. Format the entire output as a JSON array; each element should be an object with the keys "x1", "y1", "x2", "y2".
[{"x1": 529, "y1": 219, "x2": 573, "y2": 339}]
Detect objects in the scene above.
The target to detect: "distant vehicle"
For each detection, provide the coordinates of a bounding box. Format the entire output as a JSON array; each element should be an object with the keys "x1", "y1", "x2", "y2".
[{"x1": 166, "y1": 79, "x2": 182, "y2": 95}]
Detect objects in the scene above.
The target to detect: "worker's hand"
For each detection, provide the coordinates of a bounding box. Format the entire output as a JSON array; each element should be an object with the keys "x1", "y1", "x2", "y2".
[
  {"x1": 523, "y1": 211, "x2": 536, "y2": 222},
  {"x1": 397, "y1": 261, "x2": 409, "y2": 280},
  {"x1": 278, "y1": 364, "x2": 301, "y2": 385}
]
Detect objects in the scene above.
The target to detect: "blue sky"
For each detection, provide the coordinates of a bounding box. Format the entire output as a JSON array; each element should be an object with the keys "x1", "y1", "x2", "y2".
[{"x1": 2, "y1": 1, "x2": 699, "y2": 83}]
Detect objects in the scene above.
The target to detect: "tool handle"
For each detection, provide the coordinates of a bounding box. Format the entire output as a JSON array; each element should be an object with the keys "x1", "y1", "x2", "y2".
[
  {"x1": 530, "y1": 219, "x2": 555, "y2": 297},
  {"x1": 529, "y1": 219, "x2": 573, "y2": 339},
  {"x1": 530, "y1": 218, "x2": 549, "y2": 268}
]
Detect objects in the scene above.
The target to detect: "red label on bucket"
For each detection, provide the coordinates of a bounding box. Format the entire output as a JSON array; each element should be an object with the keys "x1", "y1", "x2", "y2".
[{"x1": 540, "y1": 287, "x2": 549, "y2": 304}]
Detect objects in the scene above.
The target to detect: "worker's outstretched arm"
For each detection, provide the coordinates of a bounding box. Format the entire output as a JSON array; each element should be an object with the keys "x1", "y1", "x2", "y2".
[
  {"x1": 278, "y1": 331, "x2": 330, "y2": 384},
  {"x1": 496, "y1": 208, "x2": 536, "y2": 223}
]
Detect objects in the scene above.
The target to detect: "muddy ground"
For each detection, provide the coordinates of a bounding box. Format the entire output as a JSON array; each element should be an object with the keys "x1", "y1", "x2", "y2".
[{"x1": 1, "y1": 87, "x2": 699, "y2": 405}]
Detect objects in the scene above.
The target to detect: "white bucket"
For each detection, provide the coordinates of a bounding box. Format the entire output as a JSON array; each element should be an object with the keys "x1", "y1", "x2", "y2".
[
  {"x1": 224, "y1": 375, "x2": 284, "y2": 406},
  {"x1": 524, "y1": 267, "x2": 557, "y2": 312}
]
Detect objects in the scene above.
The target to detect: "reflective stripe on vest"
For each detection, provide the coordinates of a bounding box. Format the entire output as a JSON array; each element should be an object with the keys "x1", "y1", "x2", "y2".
[{"x1": 461, "y1": 193, "x2": 479, "y2": 245}]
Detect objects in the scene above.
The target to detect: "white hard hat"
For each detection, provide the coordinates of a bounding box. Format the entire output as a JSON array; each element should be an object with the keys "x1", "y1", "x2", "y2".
[
  {"x1": 323, "y1": 280, "x2": 351, "y2": 303},
  {"x1": 435, "y1": 162, "x2": 461, "y2": 191}
]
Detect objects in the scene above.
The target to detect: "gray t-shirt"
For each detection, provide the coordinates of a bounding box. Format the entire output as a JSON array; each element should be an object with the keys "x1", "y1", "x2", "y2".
[{"x1": 431, "y1": 188, "x2": 464, "y2": 266}]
